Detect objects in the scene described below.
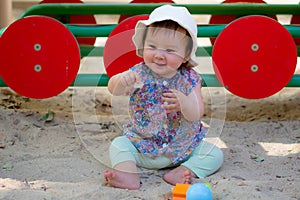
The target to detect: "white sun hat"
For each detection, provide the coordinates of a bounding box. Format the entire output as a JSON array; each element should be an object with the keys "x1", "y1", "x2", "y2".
[{"x1": 132, "y1": 4, "x2": 199, "y2": 67}]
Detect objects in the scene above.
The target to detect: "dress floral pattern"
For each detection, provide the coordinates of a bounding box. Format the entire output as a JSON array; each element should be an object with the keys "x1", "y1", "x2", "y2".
[{"x1": 123, "y1": 62, "x2": 207, "y2": 164}]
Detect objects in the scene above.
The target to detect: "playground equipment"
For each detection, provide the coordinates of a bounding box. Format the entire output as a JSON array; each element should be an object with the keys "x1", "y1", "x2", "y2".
[
  {"x1": 118, "y1": 0, "x2": 174, "y2": 23},
  {"x1": 208, "y1": 0, "x2": 277, "y2": 44},
  {"x1": 0, "y1": 2, "x2": 300, "y2": 99},
  {"x1": 213, "y1": 15, "x2": 297, "y2": 99},
  {"x1": 39, "y1": 0, "x2": 97, "y2": 46},
  {"x1": 0, "y1": 16, "x2": 80, "y2": 99},
  {"x1": 104, "y1": 15, "x2": 148, "y2": 78}
]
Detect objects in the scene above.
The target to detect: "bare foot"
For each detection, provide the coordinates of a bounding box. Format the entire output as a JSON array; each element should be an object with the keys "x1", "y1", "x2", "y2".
[
  {"x1": 104, "y1": 169, "x2": 141, "y2": 190},
  {"x1": 163, "y1": 166, "x2": 196, "y2": 185}
]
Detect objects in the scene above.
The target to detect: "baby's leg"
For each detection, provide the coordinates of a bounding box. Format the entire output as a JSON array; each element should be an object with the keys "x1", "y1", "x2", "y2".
[
  {"x1": 182, "y1": 141, "x2": 223, "y2": 180},
  {"x1": 105, "y1": 136, "x2": 141, "y2": 190},
  {"x1": 163, "y1": 165, "x2": 196, "y2": 185},
  {"x1": 104, "y1": 161, "x2": 141, "y2": 190},
  {"x1": 164, "y1": 141, "x2": 223, "y2": 185}
]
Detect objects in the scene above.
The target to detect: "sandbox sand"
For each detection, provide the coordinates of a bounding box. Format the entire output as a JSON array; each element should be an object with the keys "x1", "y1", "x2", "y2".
[{"x1": 0, "y1": 0, "x2": 299, "y2": 199}]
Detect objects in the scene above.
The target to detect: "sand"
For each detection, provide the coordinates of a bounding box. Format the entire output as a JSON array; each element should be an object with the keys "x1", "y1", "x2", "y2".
[
  {"x1": 0, "y1": 86, "x2": 299, "y2": 200},
  {"x1": 0, "y1": 0, "x2": 300, "y2": 199}
]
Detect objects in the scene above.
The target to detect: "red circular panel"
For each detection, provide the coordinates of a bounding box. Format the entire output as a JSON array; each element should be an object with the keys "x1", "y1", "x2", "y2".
[
  {"x1": 0, "y1": 16, "x2": 80, "y2": 99},
  {"x1": 40, "y1": 0, "x2": 97, "y2": 45},
  {"x1": 118, "y1": 0, "x2": 173, "y2": 23},
  {"x1": 104, "y1": 15, "x2": 149, "y2": 78},
  {"x1": 212, "y1": 15, "x2": 297, "y2": 99},
  {"x1": 209, "y1": 0, "x2": 277, "y2": 45}
]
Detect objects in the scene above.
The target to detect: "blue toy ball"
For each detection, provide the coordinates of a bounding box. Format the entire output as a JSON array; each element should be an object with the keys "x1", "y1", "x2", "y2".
[{"x1": 186, "y1": 183, "x2": 213, "y2": 200}]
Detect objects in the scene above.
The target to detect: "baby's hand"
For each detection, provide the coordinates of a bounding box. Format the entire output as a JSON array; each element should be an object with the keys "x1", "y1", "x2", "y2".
[
  {"x1": 161, "y1": 89, "x2": 183, "y2": 113},
  {"x1": 119, "y1": 71, "x2": 141, "y2": 88}
]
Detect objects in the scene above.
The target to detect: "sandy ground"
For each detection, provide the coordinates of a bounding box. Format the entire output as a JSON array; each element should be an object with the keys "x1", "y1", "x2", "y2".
[{"x1": 1, "y1": 0, "x2": 300, "y2": 200}]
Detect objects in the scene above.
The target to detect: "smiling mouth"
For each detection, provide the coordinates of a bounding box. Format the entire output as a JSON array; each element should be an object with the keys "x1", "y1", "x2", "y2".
[{"x1": 155, "y1": 63, "x2": 166, "y2": 67}]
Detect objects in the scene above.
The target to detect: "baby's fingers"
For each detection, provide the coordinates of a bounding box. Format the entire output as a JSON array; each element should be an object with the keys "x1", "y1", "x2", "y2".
[
  {"x1": 162, "y1": 103, "x2": 179, "y2": 113},
  {"x1": 120, "y1": 71, "x2": 140, "y2": 87}
]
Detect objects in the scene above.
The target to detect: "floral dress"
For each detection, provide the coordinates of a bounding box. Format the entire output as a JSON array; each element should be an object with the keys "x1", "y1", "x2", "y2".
[{"x1": 123, "y1": 62, "x2": 207, "y2": 164}]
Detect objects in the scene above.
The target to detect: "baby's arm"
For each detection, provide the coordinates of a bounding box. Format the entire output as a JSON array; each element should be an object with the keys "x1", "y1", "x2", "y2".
[
  {"x1": 108, "y1": 70, "x2": 140, "y2": 95},
  {"x1": 162, "y1": 83, "x2": 204, "y2": 121}
]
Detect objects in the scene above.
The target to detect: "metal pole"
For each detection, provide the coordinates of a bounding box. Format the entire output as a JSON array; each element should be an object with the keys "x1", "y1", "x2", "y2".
[
  {"x1": 19, "y1": 4, "x2": 300, "y2": 18},
  {"x1": 1, "y1": 74, "x2": 300, "y2": 87},
  {"x1": 0, "y1": 0, "x2": 12, "y2": 29}
]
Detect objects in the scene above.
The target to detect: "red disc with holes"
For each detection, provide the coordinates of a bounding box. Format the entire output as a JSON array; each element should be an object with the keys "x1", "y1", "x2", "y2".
[
  {"x1": 0, "y1": 16, "x2": 80, "y2": 99},
  {"x1": 212, "y1": 15, "x2": 297, "y2": 99},
  {"x1": 40, "y1": 0, "x2": 97, "y2": 45},
  {"x1": 209, "y1": 0, "x2": 277, "y2": 45},
  {"x1": 118, "y1": 0, "x2": 174, "y2": 23},
  {"x1": 104, "y1": 15, "x2": 149, "y2": 78}
]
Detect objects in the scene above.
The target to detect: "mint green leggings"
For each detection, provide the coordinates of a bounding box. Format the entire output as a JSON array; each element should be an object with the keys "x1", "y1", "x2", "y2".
[{"x1": 109, "y1": 136, "x2": 223, "y2": 178}]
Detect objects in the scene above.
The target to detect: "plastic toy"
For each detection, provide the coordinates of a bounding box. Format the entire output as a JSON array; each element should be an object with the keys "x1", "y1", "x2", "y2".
[
  {"x1": 186, "y1": 183, "x2": 212, "y2": 200},
  {"x1": 172, "y1": 183, "x2": 212, "y2": 200}
]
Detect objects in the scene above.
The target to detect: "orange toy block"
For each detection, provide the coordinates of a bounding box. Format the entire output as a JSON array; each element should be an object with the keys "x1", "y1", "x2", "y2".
[{"x1": 172, "y1": 183, "x2": 191, "y2": 200}]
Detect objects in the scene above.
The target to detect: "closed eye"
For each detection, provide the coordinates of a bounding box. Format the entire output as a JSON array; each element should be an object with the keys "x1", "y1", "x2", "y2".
[
  {"x1": 145, "y1": 44, "x2": 156, "y2": 50},
  {"x1": 166, "y1": 49, "x2": 175, "y2": 53}
]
